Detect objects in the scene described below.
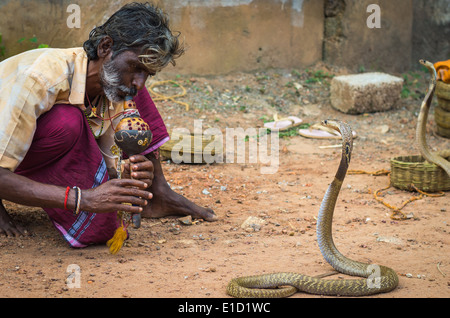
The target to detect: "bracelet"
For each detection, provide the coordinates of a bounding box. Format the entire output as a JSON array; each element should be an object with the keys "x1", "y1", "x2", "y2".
[
  {"x1": 64, "y1": 186, "x2": 70, "y2": 210},
  {"x1": 72, "y1": 186, "x2": 82, "y2": 215}
]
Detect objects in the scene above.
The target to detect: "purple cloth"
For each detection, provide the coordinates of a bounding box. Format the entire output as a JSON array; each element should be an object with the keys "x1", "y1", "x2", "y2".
[
  {"x1": 15, "y1": 89, "x2": 168, "y2": 247},
  {"x1": 134, "y1": 88, "x2": 170, "y2": 155}
]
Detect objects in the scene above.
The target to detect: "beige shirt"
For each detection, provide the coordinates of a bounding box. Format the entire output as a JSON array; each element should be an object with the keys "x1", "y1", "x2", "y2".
[{"x1": 0, "y1": 47, "x2": 123, "y2": 171}]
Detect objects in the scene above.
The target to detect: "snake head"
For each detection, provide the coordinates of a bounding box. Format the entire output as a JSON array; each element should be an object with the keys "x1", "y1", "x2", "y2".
[
  {"x1": 322, "y1": 119, "x2": 352, "y2": 137},
  {"x1": 321, "y1": 119, "x2": 341, "y2": 133},
  {"x1": 322, "y1": 119, "x2": 353, "y2": 165},
  {"x1": 419, "y1": 59, "x2": 437, "y2": 81}
]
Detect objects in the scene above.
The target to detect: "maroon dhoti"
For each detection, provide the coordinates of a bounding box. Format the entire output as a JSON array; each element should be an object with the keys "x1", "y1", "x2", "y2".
[{"x1": 15, "y1": 88, "x2": 168, "y2": 247}]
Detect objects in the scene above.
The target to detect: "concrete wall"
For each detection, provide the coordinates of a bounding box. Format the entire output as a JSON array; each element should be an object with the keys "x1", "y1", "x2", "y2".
[
  {"x1": 157, "y1": 0, "x2": 324, "y2": 74},
  {"x1": 412, "y1": 0, "x2": 450, "y2": 68},
  {"x1": 0, "y1": 0, "x2": 448, "y2": 75},
  {"x1": 323, "y1": 0, "x2": 413, "y2": 73},
  {"x1": 0, "y1": 0, "x2": 324, "y2": 75}
]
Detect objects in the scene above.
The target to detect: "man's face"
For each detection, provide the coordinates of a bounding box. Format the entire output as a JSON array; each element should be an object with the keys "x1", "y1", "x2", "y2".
[{"x1": 100, "y1": 50, "x2": 153, "y2": 103}]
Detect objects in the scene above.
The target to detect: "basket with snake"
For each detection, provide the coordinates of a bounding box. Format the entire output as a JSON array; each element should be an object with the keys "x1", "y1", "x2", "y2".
[{"x1": 390, "y1": 60, "x2": 450, "y2": 193}]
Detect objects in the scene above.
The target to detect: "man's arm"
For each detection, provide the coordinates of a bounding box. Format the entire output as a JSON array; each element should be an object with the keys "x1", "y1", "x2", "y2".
[
  {"x1": 0, "y1": 166, "x2": 152, "y2": 236},
  {"x1": 0, "y1": 167, "x2": 74, "y2": 236}
]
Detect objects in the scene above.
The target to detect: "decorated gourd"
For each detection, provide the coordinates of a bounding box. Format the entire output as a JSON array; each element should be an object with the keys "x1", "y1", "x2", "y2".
[
  {"x1": 114, "y1": 96, "x2": 153, "y2": 156},
  {"x1": 108, "y1": 96, "x2": 152, "y2": 239}
]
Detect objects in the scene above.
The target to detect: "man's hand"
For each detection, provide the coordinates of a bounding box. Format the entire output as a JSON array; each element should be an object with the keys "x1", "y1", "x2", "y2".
[
  {"x1": 121, "y1": 155, "x2": 154, "y2": 188},
  {"x1": 82, "y1": 178, "x2": 152, "y2": 214},
  {"x1": 82, "y1": 154, "x2": 154, "y2": 214},
  {"x1": 0, "y1": 201, "x2": 29, "y2": 237}
]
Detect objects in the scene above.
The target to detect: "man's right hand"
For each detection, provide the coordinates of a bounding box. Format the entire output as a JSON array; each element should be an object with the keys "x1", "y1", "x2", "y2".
[{"x1": 80, "y1": 178, "x2": 152, "y2": 214}]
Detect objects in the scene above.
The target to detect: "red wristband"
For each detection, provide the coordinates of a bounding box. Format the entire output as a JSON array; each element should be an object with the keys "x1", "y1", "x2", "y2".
[{"x1": 64, "y1": 186, "x2": 70, "y2": 210}]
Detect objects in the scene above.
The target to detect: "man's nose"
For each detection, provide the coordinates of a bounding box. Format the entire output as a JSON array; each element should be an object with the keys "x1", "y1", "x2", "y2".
[{"x1": 132, "y1": 73, "x2": 147, "y2": 91}]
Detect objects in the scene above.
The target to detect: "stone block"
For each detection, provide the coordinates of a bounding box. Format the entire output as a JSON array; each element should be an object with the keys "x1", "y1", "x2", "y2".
[{"x1": 330, "y1": 72, "x2": 404, "y2": 114}]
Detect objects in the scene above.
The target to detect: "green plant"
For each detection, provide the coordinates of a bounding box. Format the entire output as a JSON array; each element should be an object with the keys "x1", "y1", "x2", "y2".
[
  {"x1": 401, "y1": 71, "x2": 423, "y2": 100},
  {"x1": 18, "y1": 36, "x2": 49, "y2": 49},
  {"x1": 0, "y1": 33, "x2": 6, "y2": 60},
  {"x1": 291, "y1": 69, "x2": 302, "y2": 78},
  {"x1": 277, "y1": 123, "x2": 310, "y2": 139},
  {"x1": 255, "y1": 122, "x2": 310, "y2": 140},
  {"x1": 0, "y1": 34, "x2": 49, "y2": 62},
  {"x1": 305, "y1": 70, "x2": 334, "y2": 84}
]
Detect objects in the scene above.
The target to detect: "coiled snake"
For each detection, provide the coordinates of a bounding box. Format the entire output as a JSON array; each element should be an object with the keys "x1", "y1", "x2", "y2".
[
  {"x1": 226, "y1": 120, "x2": 399, "y2": 297},
  {"x1": 416, "y1": 60, "x2": 450, "y2": 176}
]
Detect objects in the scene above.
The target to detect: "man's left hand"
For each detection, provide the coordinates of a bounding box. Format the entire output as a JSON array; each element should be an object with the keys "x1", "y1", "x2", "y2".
[{"x1": 123, "y1": 154, "x2": 154, "y2": 188}]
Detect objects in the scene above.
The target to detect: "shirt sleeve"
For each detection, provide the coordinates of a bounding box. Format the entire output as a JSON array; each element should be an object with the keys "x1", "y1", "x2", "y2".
[{"x1": 0, "y1": 72, "x2": 58, "y2": 171}]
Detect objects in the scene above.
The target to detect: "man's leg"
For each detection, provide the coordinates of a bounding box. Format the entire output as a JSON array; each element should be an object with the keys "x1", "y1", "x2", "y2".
[
  {"x1": 14, "y1": 104, "x2": 120, "y2": 246},
  {"x1": 134, "y1": 88, "x2": 218, "y2": 222},
  {"x1": 141, "y1": 151, "x2": 218, "y2": 221}
]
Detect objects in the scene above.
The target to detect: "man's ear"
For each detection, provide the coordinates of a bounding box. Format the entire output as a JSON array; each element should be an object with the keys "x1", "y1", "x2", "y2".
[{"x1": 97, "y1": 36, "x2": 113, "y2": 59}]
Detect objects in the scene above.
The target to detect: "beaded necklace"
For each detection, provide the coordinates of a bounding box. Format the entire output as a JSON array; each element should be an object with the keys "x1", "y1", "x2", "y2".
[{"x1": 84, "y1": 94, "x2": 106, "y2": 139}]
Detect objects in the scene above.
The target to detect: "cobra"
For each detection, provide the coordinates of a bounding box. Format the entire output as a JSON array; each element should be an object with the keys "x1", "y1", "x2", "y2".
[
  {"x1": 226, "y1": 120, "x2": 399, "y2": 297},
  {"x1": 416, "y1": 60, "x2": 450, "y2": 176}
]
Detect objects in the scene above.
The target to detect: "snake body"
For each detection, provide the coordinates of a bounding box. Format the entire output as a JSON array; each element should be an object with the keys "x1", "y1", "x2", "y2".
[
  {"x1": 227, "y1": 120, "x2": 398, "y2": 297},
  {"x1": 416, "y1": 60, "x2": 450, "y2": 176}
]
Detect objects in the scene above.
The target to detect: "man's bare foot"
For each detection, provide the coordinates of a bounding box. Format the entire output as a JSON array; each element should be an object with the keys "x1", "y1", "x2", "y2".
[
  {"x1": 141, "y1": 153, "x2": 218, "y2": 222},
  {"x1": 141, "y1": 188, "x2": 218, "y2": 221},
  {"x1": 0, "y1": 201, "x2": 28, "y2": 236}
]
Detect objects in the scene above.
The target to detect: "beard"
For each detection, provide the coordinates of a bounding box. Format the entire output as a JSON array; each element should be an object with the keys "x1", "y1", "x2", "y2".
[{"x1": 100, "y1": 58, "x2": 138, "y2": 103}]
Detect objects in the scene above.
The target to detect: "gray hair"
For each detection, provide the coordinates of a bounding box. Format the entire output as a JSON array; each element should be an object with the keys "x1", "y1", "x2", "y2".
[{"x1": 83, "y1": 2, "x2": 184, "y2": 73}]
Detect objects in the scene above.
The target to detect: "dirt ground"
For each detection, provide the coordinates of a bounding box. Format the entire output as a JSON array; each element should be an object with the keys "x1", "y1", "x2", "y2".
[{"x1": 1, "y1": 63, "x2": 449, "y2": 299}]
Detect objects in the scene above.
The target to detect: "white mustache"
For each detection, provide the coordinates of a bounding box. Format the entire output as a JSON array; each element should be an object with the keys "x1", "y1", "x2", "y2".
[{"x1": 100, "y1": 59, "x2": 137, "y2": 102}]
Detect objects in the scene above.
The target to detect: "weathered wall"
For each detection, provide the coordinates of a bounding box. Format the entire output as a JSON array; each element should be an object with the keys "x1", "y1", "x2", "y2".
[
  {"x1": 158, "y1": 0, "x2": 325, "y2": 75},
  {"x1": 0, "y1": 0, "x2": 448, "y2": 75},
  {"x1": 323, "y1": 0, "x2": 413, "y2": 73},
  {"x1": 411, "y1": 0, "x2": 450, "y2": 69},
  {"x1": 0, "y1": 0, "x2": 324, "y2": 75}
]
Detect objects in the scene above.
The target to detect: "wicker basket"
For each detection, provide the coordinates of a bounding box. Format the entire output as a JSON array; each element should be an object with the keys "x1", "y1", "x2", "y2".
[
  {"x1": 160, "y1": 131, "x2": 222, "y2": 164},
  {"x1": 436, "y1": 80, "x2": 450, "y2": 101},
  {"x1": 436, "y1": 124, "x2": 450, "y2": 138},
  {"x1": 437, "y1": 96, "x2": 450, "y2": 112},
  {"x1": 434, "y1": 81, "x2": 450, "y2": 138},
  {"x1": 435, "y1": 104, "x2": 450, "y2": 138},
  {"x1": 390, "y1": 155, "x2": 450, "y2": 192}
]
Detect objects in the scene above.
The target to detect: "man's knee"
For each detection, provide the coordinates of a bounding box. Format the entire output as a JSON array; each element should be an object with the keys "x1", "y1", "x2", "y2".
[
  {"x1": 18, "y1": 104, "x2": 84, "y2": 170},
  {"x1": 35, "y1": 104, "x2": 84, "y2": 147}
]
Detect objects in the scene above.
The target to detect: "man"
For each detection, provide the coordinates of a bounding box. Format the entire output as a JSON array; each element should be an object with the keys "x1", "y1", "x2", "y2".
[{"x1": 0, "y1": 2, "x2": 217, "y2": 247}]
